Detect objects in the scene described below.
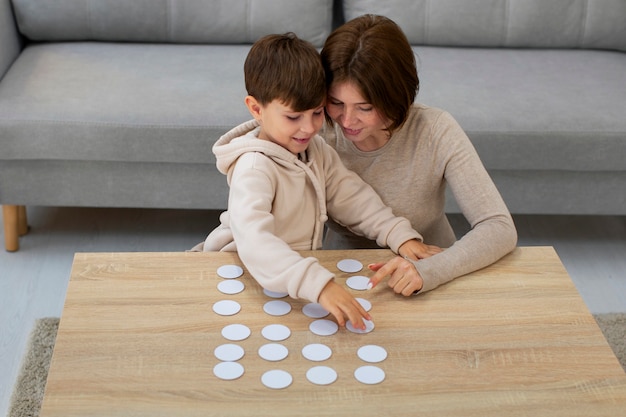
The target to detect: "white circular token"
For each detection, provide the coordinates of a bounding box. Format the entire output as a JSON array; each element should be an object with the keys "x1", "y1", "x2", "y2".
[
  {"x1": 337, "y1": 259, "x2": 363, "y2": 273},
  {"x1": 309, "y1": 319, "x2": 339, "y2": 336},
  {"x1": 261, "y1": 324, "x2": 291, "y2": 341},
  {"x1": 346, "y1": 275, "x2": 370, "y2": 291},
  {"x1": 213, "y1": 361, "x2": 244, "y2": 380},
  {"x1": 356, "y1": 297, "x2": 372, "y2": 312},
  {"x1": 217, "y1": 279, "x2": 245, "y2": 295},
  {"x1": 357, "y1": 345, "x2": 387, "y2": 363},
  {"x1": 258, "y1": 343, "x2": 289, "y2": 362},
  {"x1": 261, "y1": 369, "x2": 293, "y2": 389},
  {"x1": 346, "y1": 319, "x2": 375, "y2": 334},
  {"x1": 302, "y1": 343, "x2": 332, "y2": 362},
  {"x1": 263, "y1": 288, "x2": 289, "y2": 298},
  {"x1": 216, "y1": 264, "x2": 244, "y2": 279},
  {"x1": 306, "y1": 366, "x2": 338, "y2": 385},
  {"x1": 212, "y1": 300, "x2": 241, "y2": 316},
  {"x1": 263, "y1": 300, "x2": 292, "y2": 316},
  {"x1": 214, "y1": 343, "x2": 245, "y2": 362},
  {"x1": 302, "y1": 303, "x2": 329, "y2": 319},
  {"x1": 354, "y1": 365, "x2": 385, "y2": 385},
  {"x1": 221, "y1": 324, "x2": 251, "y2": 341}
]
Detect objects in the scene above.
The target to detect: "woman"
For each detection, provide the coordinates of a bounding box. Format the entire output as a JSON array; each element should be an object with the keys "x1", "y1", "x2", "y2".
[{"x1": 320, "y1": 14, "x2": 517, "y2": 296}]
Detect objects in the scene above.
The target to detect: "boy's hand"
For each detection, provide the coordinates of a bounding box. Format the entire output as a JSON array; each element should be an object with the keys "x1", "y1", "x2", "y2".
[
  {"x1": 398, "y1": 239, "x2": 442, "y2": 260},
  {"x1": 318, "y1": 280, "x2": 371, "y2": 330},
  {"x1": 367, "y1": 256, "x2": 425, "y2": 296}
]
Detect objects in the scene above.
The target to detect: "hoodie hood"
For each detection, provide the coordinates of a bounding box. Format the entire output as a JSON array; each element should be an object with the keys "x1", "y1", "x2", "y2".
[{"x1": 213, "y1": 119, "x2": 304, "y2": 180}]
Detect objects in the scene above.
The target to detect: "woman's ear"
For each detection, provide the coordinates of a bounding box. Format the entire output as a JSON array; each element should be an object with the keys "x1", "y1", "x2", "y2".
[{"x1": 244, "y1": 96, "x2": 262, "y2": 121}]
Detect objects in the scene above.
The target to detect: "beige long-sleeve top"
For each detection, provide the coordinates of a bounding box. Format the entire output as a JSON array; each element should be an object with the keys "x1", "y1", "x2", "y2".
[
  {"x1": 323, "y1": 104, "x2": 518, "y2": 293},
  {"x1": 195, "y1": 120, "x2": 421, "y2": 303}
]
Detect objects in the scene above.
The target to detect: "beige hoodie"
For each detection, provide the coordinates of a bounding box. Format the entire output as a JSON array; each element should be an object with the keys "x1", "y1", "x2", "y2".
[{"x1": 196, "y1": 119, "x2": 422, "y2": 303}]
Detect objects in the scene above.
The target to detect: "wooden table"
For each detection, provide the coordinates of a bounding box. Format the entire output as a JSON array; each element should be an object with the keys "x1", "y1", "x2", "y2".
[{"x1": 40, "y1": 247, "x2": 626, "y2": 417}]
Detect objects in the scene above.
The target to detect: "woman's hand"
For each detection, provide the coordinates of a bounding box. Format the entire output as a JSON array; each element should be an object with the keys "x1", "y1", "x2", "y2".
[
  {"x1": 367, "y1": 256, "x2": 425, "y2": 296},
  {"x1": 318, "y1": 280, "x2": 371, "y2": 330},
  {"x1": 398, "y1": 239, "x2": 442, "y2": 260}
]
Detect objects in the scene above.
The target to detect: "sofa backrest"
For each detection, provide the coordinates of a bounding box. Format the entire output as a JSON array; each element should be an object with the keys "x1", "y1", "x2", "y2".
[
  {"x1": 1, "y1": 0, "x2": 22, "y2": 79},
  {"x1": 343, "y1": 0, "x2": 626, "y2": 51},
  {"x1": 11, "y1": 0, "x2": 334, "y2": 47},
  {"x1": 11, "y1": 0, "x2": 626, "y2": 51}
]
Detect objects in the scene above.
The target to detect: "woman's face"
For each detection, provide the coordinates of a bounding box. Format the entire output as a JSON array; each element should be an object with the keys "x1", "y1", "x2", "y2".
[{"x1": 326, "y1": 81, "x2": 391, "y2": 151}]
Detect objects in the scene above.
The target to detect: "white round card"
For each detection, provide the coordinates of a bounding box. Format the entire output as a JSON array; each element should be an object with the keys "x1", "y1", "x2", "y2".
[
  {"x1": 212, "y1": 300, "x2": 241, "y2": 316},
  {"x1": 306, "y1": 366, "x2": 338, "y2": 385},
  {"x1": 221, "y1": 324, "x2": 251, "y2": 341},
  {"x1": 354, "y1": 365, "x2": 385, "y2": 385},
  {"x1": 263, "y1": 288, "x2": 289, "y2": 298},
  {"x1": 337, "y1": 258, "x2": 363, "y2": 273},
  {"x1": 263, "y1": 300, "x2": 292, "y2": 316},
  {"x1": 216, "y1": 264, "x2": 244, "y2": 279},
  {"x1": 346, "y1": 319, "x2": 375, "y2": 334},
  {"x1": 346, "y1": 275, "x2": 370, "y2": 291},
  {"x1": 357, "y1": 345, "x2": 387, "y2": 363},
  {"x1": 309, "y1": 319, "x2": 339, "y2": 336},
  {"x1": 213, "y1": 361, "x2": 244, "y2": 381},
  {"x1": 258, "y1": 343, "x2": 289, "y2": 362},
  {"x1": 261, "y1": 369, "x2": 293, "y2": 389},
  {"x1": 261, "y1": 324, "x2": 291, "y2": 341},
  {"x1": 214, "y1": 344, "x2": 245, "y2": 362},
  {"x1": 302, "y1": 303, "x2": 329, "y2": 319},
  {"x1": 302, "y1": 343, "x2": 332, "y2": 362},
  {"x1": 356, "y1": 297, "x2": 372, "y2": 312},
  {"x1": 217, "y1": 279, "x2": 245, "y2": 295}
]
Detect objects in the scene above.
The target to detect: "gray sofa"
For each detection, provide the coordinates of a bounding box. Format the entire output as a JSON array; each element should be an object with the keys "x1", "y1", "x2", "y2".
[{"x1": 1, "y1": 0, "x2": 625, "y2": 252}]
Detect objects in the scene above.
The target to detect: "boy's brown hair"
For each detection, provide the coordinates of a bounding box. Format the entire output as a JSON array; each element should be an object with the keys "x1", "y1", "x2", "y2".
[
  {"x1": 244, "y1": 32, "x2": 326, "y2": 112},
  {"x1": 321, "y1": 14, "x2": 419, "y2": 133}
]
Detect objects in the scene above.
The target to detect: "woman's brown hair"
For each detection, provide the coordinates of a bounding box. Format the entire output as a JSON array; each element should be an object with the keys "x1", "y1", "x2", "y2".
[{"x1": 321, "y1": 14, "x2": 418, "y2": 133}]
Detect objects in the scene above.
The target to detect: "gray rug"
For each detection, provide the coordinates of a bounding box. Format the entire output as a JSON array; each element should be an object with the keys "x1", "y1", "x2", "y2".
[
  {"x1": 8, "y1": 314, "x2": 626, "y2": 417},
  {"x1": 8, "y1": 318, "x2": 58, "y2": 417}
]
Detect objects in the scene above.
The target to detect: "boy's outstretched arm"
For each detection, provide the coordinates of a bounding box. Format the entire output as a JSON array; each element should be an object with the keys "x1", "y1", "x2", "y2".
[{"x1": 317, "y1": 280, "x2": 371, "y2": 330}]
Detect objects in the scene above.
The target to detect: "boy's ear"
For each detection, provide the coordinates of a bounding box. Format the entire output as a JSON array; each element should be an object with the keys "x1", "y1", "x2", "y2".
[{"x1": 244, "y1": 95, "x2": 262, "y2": 121}]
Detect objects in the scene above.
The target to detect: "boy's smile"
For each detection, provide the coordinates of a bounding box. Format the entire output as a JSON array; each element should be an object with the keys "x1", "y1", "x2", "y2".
[{"x1": 246, "y1": 97, "x2": 324, "y2": 154}]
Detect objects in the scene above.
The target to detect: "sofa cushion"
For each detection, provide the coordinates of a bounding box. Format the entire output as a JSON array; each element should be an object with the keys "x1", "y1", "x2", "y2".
[
  {"x1": 0, "y1": 42, "x2": 252, "y2": 165},
  {"x1": 414, "y1": 46, "x2": 626, "y2": 172},
  {"x1": 12, "y1": 0, "x2": 333, "y2": 46},
  {"x1": 343, "y1": 0, "x2": 626, "y2": 51}
]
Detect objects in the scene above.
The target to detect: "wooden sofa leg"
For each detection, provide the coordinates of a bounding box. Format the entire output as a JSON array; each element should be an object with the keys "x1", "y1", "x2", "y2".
[
  {"x1": 3, "y1": 205, "x2": 20, "y2": 252},
  {"x1": 18, "y1": 205, "x2": 29, "y2": 236}
]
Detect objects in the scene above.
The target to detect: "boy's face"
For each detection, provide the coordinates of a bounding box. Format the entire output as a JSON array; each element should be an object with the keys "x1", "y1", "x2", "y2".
[{"x1": 247, "y1": 98, "x2": 325, "y2": 155}]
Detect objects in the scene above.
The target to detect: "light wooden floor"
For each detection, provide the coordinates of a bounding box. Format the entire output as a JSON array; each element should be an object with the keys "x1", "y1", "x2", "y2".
[{"x1": 1, "y1": 207, "x2": 625, "y2": 416}]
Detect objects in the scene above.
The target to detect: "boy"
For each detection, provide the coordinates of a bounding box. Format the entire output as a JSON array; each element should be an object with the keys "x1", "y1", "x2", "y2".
[{"x1": 194, "y1": 33, "x2": 437, "y2": 329}]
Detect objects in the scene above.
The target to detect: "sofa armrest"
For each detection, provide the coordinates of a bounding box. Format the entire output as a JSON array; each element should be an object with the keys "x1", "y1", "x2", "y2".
[{"x1": 0, "y1": 0, "x2": 22, "y2": 79}]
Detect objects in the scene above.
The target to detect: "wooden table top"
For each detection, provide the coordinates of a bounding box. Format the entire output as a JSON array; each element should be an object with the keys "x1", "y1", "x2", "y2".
[{"x1": 40, "y1": 247, "x2": 626, "y2": 417}]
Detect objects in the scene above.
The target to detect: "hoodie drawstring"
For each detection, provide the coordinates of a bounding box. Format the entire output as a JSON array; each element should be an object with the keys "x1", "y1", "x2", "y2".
[{"x1": 294, "y1": 158, "x2": 328, "y2": 249}]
